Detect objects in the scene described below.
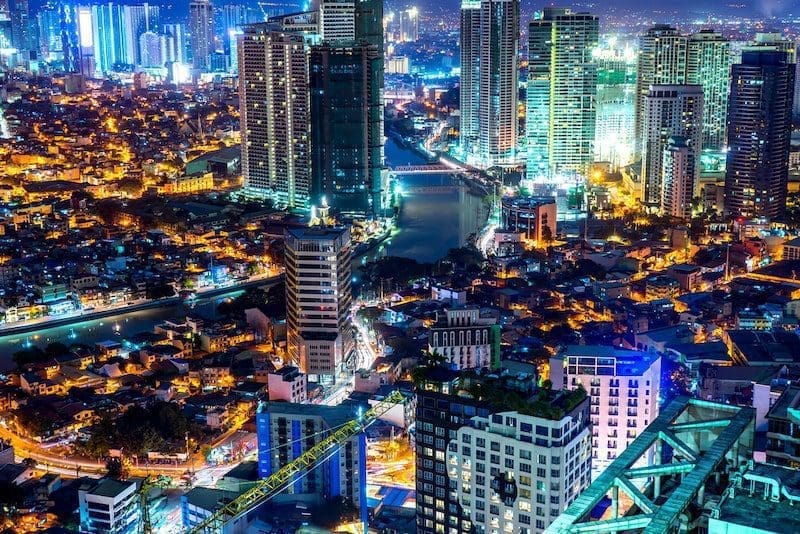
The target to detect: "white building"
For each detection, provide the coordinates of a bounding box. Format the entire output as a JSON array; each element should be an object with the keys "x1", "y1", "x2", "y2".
[
  {"x1": 428, "y1": 306, "x2": 496, "y2": 369},
  {"x1": 285, "y1": 226, "x2": 353, "y2": 384},
  {"x1": 661, "y1": 136, "x2": 696, "y2": 219},
  {"x1": 448, "y1": 402, "x2": 592, "y2": 533},
  {"x1": 267, "y1": 365, "x2": 308, "y2": 403},
  {"x1": 319, "y1": 0, "x2": 356, "y2": 40},
  {"x1": 550, "y1": 345, "x2": 661, "y2": 478},
  {"x1": 640, "y1": 84, "x2": 703, "y2": 210},
  {"x1": 78, "y1": 478, "x2": 139, "y2": 534}
]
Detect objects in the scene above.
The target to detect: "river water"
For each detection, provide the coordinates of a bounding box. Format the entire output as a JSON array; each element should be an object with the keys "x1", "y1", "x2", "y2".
[{"x1": 0, "y1": 140, "x2": 486, "y2": 367}]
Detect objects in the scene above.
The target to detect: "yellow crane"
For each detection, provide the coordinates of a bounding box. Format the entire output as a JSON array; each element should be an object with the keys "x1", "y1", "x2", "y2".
[{"x1": 186, "y1": 390, "x2": 406, "y2": 534}]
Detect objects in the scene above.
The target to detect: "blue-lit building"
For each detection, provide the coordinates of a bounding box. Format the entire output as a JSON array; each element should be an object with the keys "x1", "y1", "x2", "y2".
[{"x1": 256, "y1": 401, "x2": 368, "y2": 524}]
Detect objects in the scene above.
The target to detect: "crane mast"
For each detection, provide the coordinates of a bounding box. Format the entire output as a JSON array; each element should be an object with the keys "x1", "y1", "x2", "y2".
[{"x1": 186, "y1": 390, "x2": 406, "y2": 534}]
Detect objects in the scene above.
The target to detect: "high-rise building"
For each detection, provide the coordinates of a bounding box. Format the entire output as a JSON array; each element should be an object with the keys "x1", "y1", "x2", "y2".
[
  {"x1": 37, "y1": 5, "x2": 63, "y2": 63},
  {"x1": 725, "y1": 50, "x2": 795, "y2": 220},
  {"x1": 123, "y1": 3, "x2": 160, "y2": 66},
  {"x1": 318, "y1": 0, "x2": 355, "y2": 41},
  {"x1": 687, "y1": 30, "x2": 731, "y2": 151},
  {"x1": 256, "y1": 401, "x2": 367, "y2": 522},
  {"x1": 9, "y1": 0, "x2": 30, "y2": 59},
  {"x1": 635, "y1": 25, "x2": 688, "y2": 155},
  {"x1": 550, "y1": 345, "x2": 661, "y2": 478},
  {"x1": 309, "y1": 41, "x2": 384, "y2": 218},
  {"x1": 662, "y1": 136, "x2": 696, "y2": 219},
  {"x1": 415, "y1": 367, "x2": 592, "y2": 534},
  {"x1": 138, "y1": 30, "x2": 163, "y2": 68},
  {"x1": 91, "y1": 3, "x2": 128, "y2": 73},
  {"x1": 60, "y1": 3, "x2": 82, "y2": 73},
  {"x1": 239, "y1": 25, "x2": 310, "y2": 207},
  {"x1": 477, "y1": 0, "x2": 519, "y2": 168},
  {"x1": 750, "y1": 32, "x2": 800, "y2": 121},
  {"x1": 163, "y1": 23, "x2": 186, "y2": 64},
  {"x1": 458, "y1": 0, "x2": 481, "y2": 161},
  {"x1": 592, "y1": 37, "x2": 637, "y2": 169},
  {"x1": 640, "y1": 84, "x2": 703, "y2": 210},
  {"x1": 527, "y1": 8, "x2": 598, "y2": 180},
  {"x1": 189, "y1": 0, "x2": 214, "y2": 71},
  {"x1": 399, "y1": 6, "x2": 418, "y2": 42},
  {"x1": 284, "y1": 225, "x2": 354, "y2": 384},
  {"x1": 219, "y1": 4, "x2": 248, "y2": 56}
]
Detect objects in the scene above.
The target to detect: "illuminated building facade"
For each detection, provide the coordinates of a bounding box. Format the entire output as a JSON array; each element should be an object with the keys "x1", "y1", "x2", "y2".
[
  {"x1": 284, "y1": 226, "x2": 354, "y2": 385},
  {"x1": 399, "y1": 7, "x2": 418, "y2": 42},
  {"x1": 189, "y1": 0, "x2": 214, "y2": 71},
  {"x1": 640, "y1": 84, "x2": 703, "y2": 210},
  {"x1": 687, "y1": 30, "x2": 731, "y2": 151},
  {"x1": 592, "y1": 39, "x2": 637, "y2": 169},
  {"x1": 725, "y1": 50, "x2": 795, "y2": 220},
  {"x1": 662, "y1": 136, "x2": 696, "y2": 219},
  {"x1": 527, "y1": 8, "x2": 598, "y2": 180},
  {"x1": 239, "y1": 25, "x2": 310, "y2": 209},
  {"x1": 459, "y1": 0, "x2": 481, "y2": 162}
]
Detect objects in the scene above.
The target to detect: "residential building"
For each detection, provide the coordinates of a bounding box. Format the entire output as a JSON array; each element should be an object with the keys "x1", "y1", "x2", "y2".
[
  {"x1": 78, "y1": 478, "x2": 139, "y2": 534},
  {"x1": 415, "y1": 367, "x2": 591, "y2": 534},
  {"x1": 459, "y1": 0, "x2": 481, "y2": 162},
  {"x1": 592, "y1": 38, "x2": 637, "y2": 169},
  {"x1": 550, "y1": 345, "x2": 661, "y2": 477},
  {"x1": 725, "y1": 50, "x2": 795, "y2": 220},
  {"x1": 427, "y1": 306, "x2": 498, "y2": 370},
  {"x1": 640, "y1": 84, "x2": 703, "y2": 210},
  {"x1": 500, "y1": 196, "x2": 557, "y2": 244},
  {"x1": 477, "y1": 0, "x2": 519, "y2": 168},
  {"x1": 527, "y1": 8, "x2": 599, "y2": 180},
  {"x1": 318, "y1": 0, "x2": 356, "y2": 41},
  {"x1": 661, "y1": 136, "x2": 697, "y2": 219},
  {"x1": 635, "y1": 25, "x2": 688, "y2": 155},
  {"x1": 309, "y1": 41, "x2": 385, "y2": 218},
  {"x1": 267, "y1": 365, "x2": 308, "y2": 403},
  {"x1": 189, "y1": 0, "x2": 214, "y2": 71},
  {"x1": 239, "y1": 26, "x2": 310, "y2": 208},
  {"x1": 687, "y1": 30, "x2": 731, "y2": 150},
  {"x1": 256, "y1": 402, "x2": 367, "y2": 524},
  {"x1": 285, "y1": 226, "x2": 354, "y2": 384}
]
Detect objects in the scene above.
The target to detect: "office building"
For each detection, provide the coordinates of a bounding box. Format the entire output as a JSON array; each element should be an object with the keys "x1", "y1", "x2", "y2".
[
  {"x1": 309, "y1": 41, "x2": 384, "y2": 218},
  {"x1": 751, "y1": 32, "x2": 800, "y2": 122},
  {"x1": 662, "y1": 136, "x2": 696, "y2": 219},
  {"x1": 189, "y1": 0, "x2": 214, "y2": 71},
  {"x1": 427, "y1": 306, "x2": 499, "y2": 370},
  {"x1": 527, "y1": 8, "x2": 598, "y2": 180},
  {"x1": 138, "y1": 30, "x2": 163, "y2": 68},
  {"x1": 415, "y1": 367, "x2": 591, "y2": 534},
  {"x1": 399, "y1": 7, "x2": 418, "y2": 42},
  {"x1": 60, "y1": 3, "x2": 82, "y2": 73},
  {"x1": 37, "y1": 5, "x2": 63, "y2": 63},
  {"x1": 478, "y1": 0, "x2": 519, "y2": 168},
  {"x1": 687, "y1": 30, "x2": 732, "y2": 151},
  {"x1": 640, "y1": 84, "x2": 703, "y2": 210},
  {"x1": 78, "y1": 478, "x2": 139, "y2": 533},
  {"x1": 635, "y1": 25, "x2": 688, "y2": 155},
  {"x1": 256, "y1": 402, "x2": 367, "y2": 522},
  {"x1": 459, "y1": 0, "x2": 481, "y2": 161},
  {"x1": 592, "y1": 38, "x2": 637, "y2": 169},
  {"x1": 123, "y1": 3, "x2": 160, "y2": 67},
  {"x1": 9, "y1": 0, "x2": 29, "y2": 58},
  {"x1": 239, "y1": 25, "x2": 310, "y2": 208},
  {"x1": 285, "y1": 225, "x2": 353, "y2": 384},
  {"x1": 92, "y1": 3, "x2": 128, "y2": 73},
  {"x1": 163, "y1": 23, "x2": 186, "y2": 64},
  {"x1": 550, "y1": 345, "x2": 661, "y2": 477},
  {"x1": 725, "y1": 50, "x2": 795, "y2": 220},
  {"x1": 219, "y1": 3, "x2": 248, "y2": 54}
]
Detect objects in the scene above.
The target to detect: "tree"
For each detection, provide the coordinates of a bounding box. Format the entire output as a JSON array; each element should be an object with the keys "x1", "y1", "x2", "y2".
[
  {"x1": 105, "y1": 457, "x2": 125, "y2": 479},
  {"x1": 541, "y1": 224, "x2": 553, "y2": 245},
  {"x1": 45, "y1": 342, "x2": 69, "y2": 358},
  {"x1": 12, "y1": 347, "x2": 46, "y2": 368}
]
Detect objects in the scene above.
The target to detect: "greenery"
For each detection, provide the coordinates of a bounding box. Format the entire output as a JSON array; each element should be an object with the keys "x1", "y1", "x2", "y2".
[
  {"x1": 360, "y1": 256, "x2": 431, "y2": 288},
  {"x1": 12, "y1": 342, "x2": 72, "y2": 367},
  {"x1": 218, "y1": 282, "x2": 285, "y2": 319},
  {"x1": 80, "y1": 401, "x2": 204, "y2": 458}
]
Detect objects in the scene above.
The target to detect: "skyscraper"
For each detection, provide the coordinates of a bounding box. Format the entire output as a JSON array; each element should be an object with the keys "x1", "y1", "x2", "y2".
[
  {"x1": 91, "y1": 3, "x2": 128, "y2": 73},
  {"x1": 725, "y1": 50, "x2": 795, "y2": 220},
  {"x1": 459, "y1": 0, "x2": 481, "y2": 161},
  {"x1": 310, "y1": 42, "x2": 384, "y2": 218},
  {"x1": 9, "y1": 0, "x2": 30, "y2": 59},
  {"x1": 123, "y1": 3, "x2": 160, "y2": 66},
  {"x1": 239, "y1": 25, "x2": 310, "y2": 208},
  {"x1": 285, "y1": 225, "x2": 354, "y2": 384},
  {"x1": 60, "y1": 3, "x2": 81, "y2": 73},
  {"x1": 750, "y1": 32, "x2": 799, "y2": 121},
  {"x1": 640, "y1": 84, "x2": 703, "y2": 210},
  {"x1": 318, "y1": 0, "x2": 356, "y2": 41},
  {"x1": 189, "y1": 0, "x2": 214, "y2": 71},
  {"x1": 37, "y1": 5, "x2": 63, "y2": 63},
  {"x1": 478, "y1": 0, "x2": 519, "y2": 168},
  {"x1": 687, "y1": 30, "x2": 731, "y2": 151},
  {"x1": 399, "y1": 7, "x2": 418, "y2": 42},
  {"x1": 527, "y1": 8, "x2": 598, "y2": 180},
  {"x1": 635, "y1": 25, "x2": 688, "y2": 155},
  {"x1": 163, "y1": 23, "x2": 186, "y2": 64},
  {"x1": 592, "y1": 38, "x2": 637, "y2": 169}
]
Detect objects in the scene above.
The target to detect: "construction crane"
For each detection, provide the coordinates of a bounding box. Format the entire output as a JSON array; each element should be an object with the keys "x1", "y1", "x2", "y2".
[
  {"x1": 186, "y1": 390, "x2": 406, "y2": 534},
  {"x1": 139, "y1": 474, "x2": 172, "y2": 534}
]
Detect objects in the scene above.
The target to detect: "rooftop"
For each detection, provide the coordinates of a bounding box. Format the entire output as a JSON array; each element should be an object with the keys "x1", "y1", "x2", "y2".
[
  {"x1": 766, "y1": 385, "x2": 800, "y2": 422},
  {"x1": 87, "y1": 478, "x2": 136, "y2": 498},
  {"x1": 559, "y1": 345, "x2": 660, "y2": 376},
  {"x1": 183, "y1": 487, "x2": 241, "y2": 511}
]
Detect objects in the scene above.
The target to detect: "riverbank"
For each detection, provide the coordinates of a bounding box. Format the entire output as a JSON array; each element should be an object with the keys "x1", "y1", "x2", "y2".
[{"x1": 0, "y1": 274, "x2": 283, "y2": 339}]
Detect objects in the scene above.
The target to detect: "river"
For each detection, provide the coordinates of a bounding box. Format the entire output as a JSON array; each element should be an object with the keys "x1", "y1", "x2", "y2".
[{"x1": 0, "y1": 140, "x2": 486, "y2": 366}]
